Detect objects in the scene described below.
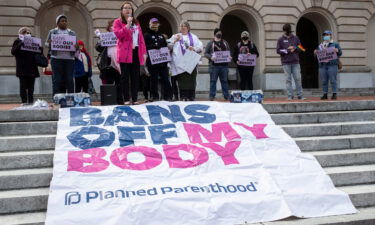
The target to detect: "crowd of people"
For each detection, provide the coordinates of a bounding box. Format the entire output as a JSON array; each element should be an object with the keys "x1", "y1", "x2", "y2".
[{"x1": 11, "y1": 1, "x2": 343, "y2": 105}]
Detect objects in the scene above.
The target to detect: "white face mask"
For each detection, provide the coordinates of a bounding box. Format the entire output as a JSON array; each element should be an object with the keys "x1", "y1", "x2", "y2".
[
  {"x1": 25, "y1": 34, "x2": 31, "y2": 37},
  {"x1": 18, "y1": 34, "x2": 24, "y2": 40}
]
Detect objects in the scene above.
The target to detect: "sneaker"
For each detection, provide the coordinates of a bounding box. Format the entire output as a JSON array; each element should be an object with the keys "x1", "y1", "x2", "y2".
[
  {"x1": 320, "y1": 94, "x2": 328, "y2": 100},
  {"x1": 297, "y1": 96, "x2": 306, "y2": 100},
  {"x1": 331, "y1": 93, "x2": 337, "y2": 100},
  {"x1": 124, "y1": 101, "x2": 131, "y2": 105},
  {"x1": 287, "y1": 97, "x2": 293, "y2": 101},
  {"x1": 209, "y1": 96, "x2": 215, "y2": 101}
]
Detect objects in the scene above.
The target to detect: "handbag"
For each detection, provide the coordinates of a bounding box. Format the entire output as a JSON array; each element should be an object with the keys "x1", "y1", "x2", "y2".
[{"x1": 34, "y1": 53, "x2": 48, "y2": 67}]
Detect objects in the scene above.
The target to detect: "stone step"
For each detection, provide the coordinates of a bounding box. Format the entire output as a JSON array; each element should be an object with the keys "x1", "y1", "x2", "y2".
[
  {"x1": 0, "y1": 211, "x2": 45, "y2": 225},
  {"x1": 0, "y1": 135, "x2": 55, "y2": 152},
  {"x1": 0, "y1": 150, "x2": 54, "y2": 170},
  {"x1": 272, "y1": 110, "x2": 375, "y2": 125},
  {"x1": 325, "y1": 164, "x2": 375, "y2": 186},
  {"x1": 0, "y1": 110, "x2": 58, "y2": 122},
  {"x1": 282, "y1": 121, "x2": 375, "y2": 137},
  {"x1": 295, "y1": 134, "x2": 375, "y2": 151},
  {"x1": 0, "y1": 183, "x2": 373, "y2": 216},
  {"x1": 0, "y1": 121, "x2": 57, "y2": 136},
  {"x1": 0, "y1": 188, "x2": 49, "y2": 214},
  {"x1": 257, "y1": 206, "x2": 375, "y2": 225},
  {"x1": 264, "y1": 100, "x2": 375, "y2": 114},
  {"x1": 0, "y1": 168, "x2": 52, "y2": 190},
  {"x1": 312, "y1": 148, "x2": 375, "y2": 167}
]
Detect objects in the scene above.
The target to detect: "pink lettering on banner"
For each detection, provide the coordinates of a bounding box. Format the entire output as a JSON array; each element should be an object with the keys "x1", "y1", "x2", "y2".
[
  {"x1": 200, "y1": 141, "x2": 241, "y2": 165},
  {"x1": 183, "y1": 122, "x2": 241, "y2": 144},
  {"x1": 110, "y1": 146, "x2": 163, "y2": 170},
  {"x1": 68, "y1": 148, "x2": 109, "y2": 173},
  {"x1": 234, "y1": 123, "x2": 269, "y2": 139},
  {"x1": 163, "y1": 144, "x2": 209, "y2": 168}
]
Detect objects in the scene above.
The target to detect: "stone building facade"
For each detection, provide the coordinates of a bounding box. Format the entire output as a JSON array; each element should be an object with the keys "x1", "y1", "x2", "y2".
[{"x1": 1, "y1": 0, "x2": 375, "y2": 96}]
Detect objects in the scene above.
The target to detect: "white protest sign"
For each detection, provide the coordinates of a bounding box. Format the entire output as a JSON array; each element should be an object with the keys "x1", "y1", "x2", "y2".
[
  {"x1": 316, "y1": 47, "x2": 338, "y2": 63},
  {"x1": 148, "y1": 47, "x2": 172, "y2": 65},
  {"x1": 176, "y1": 50, "x2": 201, "y2": 74},
  {"x1": 45, "y1": 102, "x2": 356, "y2": 225},
  {"x1": 21, "y1": 36, "x2": 42, "y2": 53},
  {"x1": 238, "y1": 54, "x2": 257, "y2": 66},
  {"x1": 212, "y1": 51, "x2": 231, "y2": 63},
  {"x1": 51, "y1": 34, "x2": 76, "y2": 52},
  {"x1": 100, "y1": 32, "x2": 117, "y2": 47}
]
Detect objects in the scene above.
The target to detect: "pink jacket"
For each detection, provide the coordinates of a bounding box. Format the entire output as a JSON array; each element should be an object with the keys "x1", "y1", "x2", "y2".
[{"x1": 113, "y1": 18, "x2": 146, "y2": 65}]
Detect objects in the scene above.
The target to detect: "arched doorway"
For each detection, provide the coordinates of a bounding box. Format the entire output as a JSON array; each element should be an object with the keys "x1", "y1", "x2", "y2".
[
  {"x1": 296, "y1": 17, "x2": 319, "y2": 88},
  {"x1": 367, "y1": 15, "x2": 375, "y2": 74},
  {"x1": 35, "y1": 2, "x2": 92, "y2": 56},
  {"x1": 219, "y1": 8, "x2": 262, "y2": 89},
  {"x1": 296, "y1": 10, "x2": 336, "y2": 89},
  {"x1": 137, "y1": 13, "x2": 173, "y2": 38}
]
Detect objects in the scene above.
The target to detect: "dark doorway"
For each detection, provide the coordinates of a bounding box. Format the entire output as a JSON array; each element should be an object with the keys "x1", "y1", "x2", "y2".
[
  {"x1": 220, "y1": 15, "x2": 248, "y2": 68},
  {"x1": 297, "y1": 17, "x2": 319, "y2": 88},
  {"x1": 137, "y1": 12, "x2": 173, "y2": 38}
]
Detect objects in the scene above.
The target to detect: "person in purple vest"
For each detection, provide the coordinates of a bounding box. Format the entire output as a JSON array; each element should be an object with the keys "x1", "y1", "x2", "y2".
[{"x1": 276, "y1": 23, "x2": 306, "y2": 100}]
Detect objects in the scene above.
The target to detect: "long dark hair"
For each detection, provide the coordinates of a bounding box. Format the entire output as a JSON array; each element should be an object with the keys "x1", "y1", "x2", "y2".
[{"x1": 120, "y1": 1, "x2": 138, "y2": 25}]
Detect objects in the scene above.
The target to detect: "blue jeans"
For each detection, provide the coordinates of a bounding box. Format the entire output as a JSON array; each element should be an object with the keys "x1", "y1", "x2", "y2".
[
  {"x1": 282, "y1": 64, "x2": 303, "y2": 98},
  {"x1": 319, "y1": 64, "x2": 338, "y2": 94},
  {"x1": 209, "y1": 65, "x2": 229, "y2": 99},
  {"x1": 51, "y1": 58, "x2": 75, "y2": 96}
]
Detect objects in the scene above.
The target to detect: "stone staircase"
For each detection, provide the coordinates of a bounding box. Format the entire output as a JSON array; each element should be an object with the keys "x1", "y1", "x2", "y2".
[{"x1": 1, "y1": 101, "x2": 375, "y2": 225}]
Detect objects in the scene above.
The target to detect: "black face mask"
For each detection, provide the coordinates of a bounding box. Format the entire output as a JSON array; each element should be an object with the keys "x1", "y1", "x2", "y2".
[
  {"x1": 242, "y1": 37, "x2": 249, "y2": 41},
  {"x1": 215, "y1": 33, "x2": 222, "y2": 39}
]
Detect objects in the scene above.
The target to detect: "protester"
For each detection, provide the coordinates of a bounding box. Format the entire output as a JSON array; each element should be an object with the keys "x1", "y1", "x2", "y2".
[
  {"x1": 276, "y1": 23, "x2": 305, "y2": 100},
  {"x1": 204, "y1": 28, "x2": 231, "y2": 101},
  {"x1": 140, "y1": 65, "x2": 151, "y2": 102},
  {"x1": 95, "y1": 19, "x2": 123, "y2": 104},
  {"x1": 74, "y1": 40, "x2": 92, "y2": 93},
  {"x1": 45, "y1": 14, "x2": 77, "y2": 96},
  {"x1": 233, "y1": 31, "x2": 259, "y2": 91},
  {"x1": 144, "y1": 18, "x2": 172, "y2": 101},
  {"x1": 314, "y1": 30, "x2": 342, "y2": 100},
  {"x1": 168, "y1": 21, "x2": 203, "y2": 101},
  {"x1": 113, "y1": 1, "x2": 147, "y2": 105},
  {"x1": 11, "y1": 27, "x2": 41, "y2": 104}
]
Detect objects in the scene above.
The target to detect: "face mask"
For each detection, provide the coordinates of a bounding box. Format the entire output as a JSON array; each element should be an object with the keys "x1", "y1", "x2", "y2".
[
  {"x1": 18, "y1": 34, "x2": 24, "y2": 40},
  {"x1": 323, "y1": 36, "x2": 331, "y2": 41},
  {"x1": 242, "y1": 37, "x2": 249, "y2": 41},
  {"x1": 215, "y1": 33, "x2": 222, "y2": 39},
  {"x1": 25, "y1": 34, "x2": 31, "y2": 37}
]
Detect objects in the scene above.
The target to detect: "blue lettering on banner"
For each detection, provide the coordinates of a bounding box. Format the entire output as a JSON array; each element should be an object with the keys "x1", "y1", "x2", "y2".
[
  {"x1": 117, "y1": 126, "x2": 146, "y2": 146},
  {"x1": 104, "y1": 106, "x2": 147, "y2": 126},
  {"x1": 148, "y1": 124, "x2": 177, "y2": 145},
  {"x1": 146, "y1": 105, "x2": 186, "y2": 124},
  {"x1": 70, "y1": 108, "x2": 104, "y2": 126},
  {"x1": 67, "y1": 126, "x2": 115, "y2": 149},
  {"x1": 184, "y1": 104, "x2": 216, "y2": 124}
]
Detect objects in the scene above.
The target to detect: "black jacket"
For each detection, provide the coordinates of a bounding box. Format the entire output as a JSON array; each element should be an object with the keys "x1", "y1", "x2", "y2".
[
  {"x1": 233, "y1": 40, "x2": 259, "y2": 66},
  {"x1": 144, "y1": 29, "x2": 168, "y2": 67},
  {"x1": 95, "y1": 41, "x2": 111, "y2": 71},
  {"x1": 11, "y1": 38, "x2": 40, "y2": 78}
]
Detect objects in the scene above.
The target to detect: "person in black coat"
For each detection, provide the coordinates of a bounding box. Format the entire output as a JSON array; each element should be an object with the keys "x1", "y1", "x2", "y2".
[
  {"x1": 233, "y1": 31, "x2": 259, "y2": 90},
  {"x1": 11, "y1": 27, "x2": 41, "y2": 104},
  {"x1": 144, "y1": 18, "x2": 172, "y2": 101}
]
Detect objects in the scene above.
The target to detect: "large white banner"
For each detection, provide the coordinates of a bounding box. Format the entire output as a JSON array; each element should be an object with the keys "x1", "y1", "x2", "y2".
[{"x1": 46, "y1": 102, "x2": 356, "y2": 225}]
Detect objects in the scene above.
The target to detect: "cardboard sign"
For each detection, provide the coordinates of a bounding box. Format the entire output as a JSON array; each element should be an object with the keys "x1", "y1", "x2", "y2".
[
  {"x1": 45, "y1": 102, "x2": 356, "y2": 225},
  {"x1": 100, "y1": 32, "x2": 117, "y2": 47},
  {"x1": 212, "y1": 51, "x2": 231, "y2": 63},
  {"x1": 316, "y1": 47, "x2": 338, "y2": 63},
  {"x1": 238, "y1": 54, "x2": 257, "y2": 66},
  {"x1": 51, "y1": 34, "x2": 76, "y2": 52},
  {"x1": 21, "y1": 36, "x2": 41, "y2": 53},
  {"x1": 148, "y1": 47, "x2": 172, "y2": 65}
]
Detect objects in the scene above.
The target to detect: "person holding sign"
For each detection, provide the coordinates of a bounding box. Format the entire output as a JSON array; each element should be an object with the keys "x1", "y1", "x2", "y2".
[
  {"x1": 276, "y1": 24, "x2": 305, "y2": 100},
  {"x1": 144, "y1": 18, "x2": 172, "y2": 101},
  {"x1": 314, "y1": 30, "x2": 342, "y2": 100},
  {"x1": 45, "y1": 14, "x2": 77, "y2": 96},
  {"x1": 11, "y1": 27, "x2": 41, "y2": 104},
  {"x1": 204, "y1": 28, "x2": 231, "y2": 101},
  {"x1": 168, "y1": 21, "x2": 203, "y2": 101},
  {"x1": 233, "y1": 31, "x2": 259, "y2": 91},
  {"x1": 113, "y1": 2, "x2": 147, "y2": 105}
]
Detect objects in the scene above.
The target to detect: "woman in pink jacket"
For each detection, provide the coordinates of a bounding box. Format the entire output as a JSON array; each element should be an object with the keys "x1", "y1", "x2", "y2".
[{"x1": 113, "y1": 1, "x2": 146, "y2": 105}]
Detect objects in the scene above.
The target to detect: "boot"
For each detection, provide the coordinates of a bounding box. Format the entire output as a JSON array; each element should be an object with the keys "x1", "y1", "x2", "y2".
[
  {"x1": 320, "y1": 94, "x2": 328, "y2": 100},
  {"x1": 331, "y1": 93, "x2": 337, "y2": 100}
]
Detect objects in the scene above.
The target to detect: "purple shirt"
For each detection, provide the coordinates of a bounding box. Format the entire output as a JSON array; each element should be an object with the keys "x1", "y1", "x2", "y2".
[{"x1": 276, "y1": 34, "x2": 301, "y2": 65}]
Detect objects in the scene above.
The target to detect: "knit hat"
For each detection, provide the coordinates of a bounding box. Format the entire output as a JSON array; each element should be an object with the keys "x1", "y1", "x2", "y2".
[
  {"x1": 241, "y1": 31, "x2": 249, "y2": 37},
  {"x1": 18, "y1": 27, "x2": 31, "y2": 35},
  {"x1": 56, "y1": 14, "x2": 67, "y2": 24}
]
